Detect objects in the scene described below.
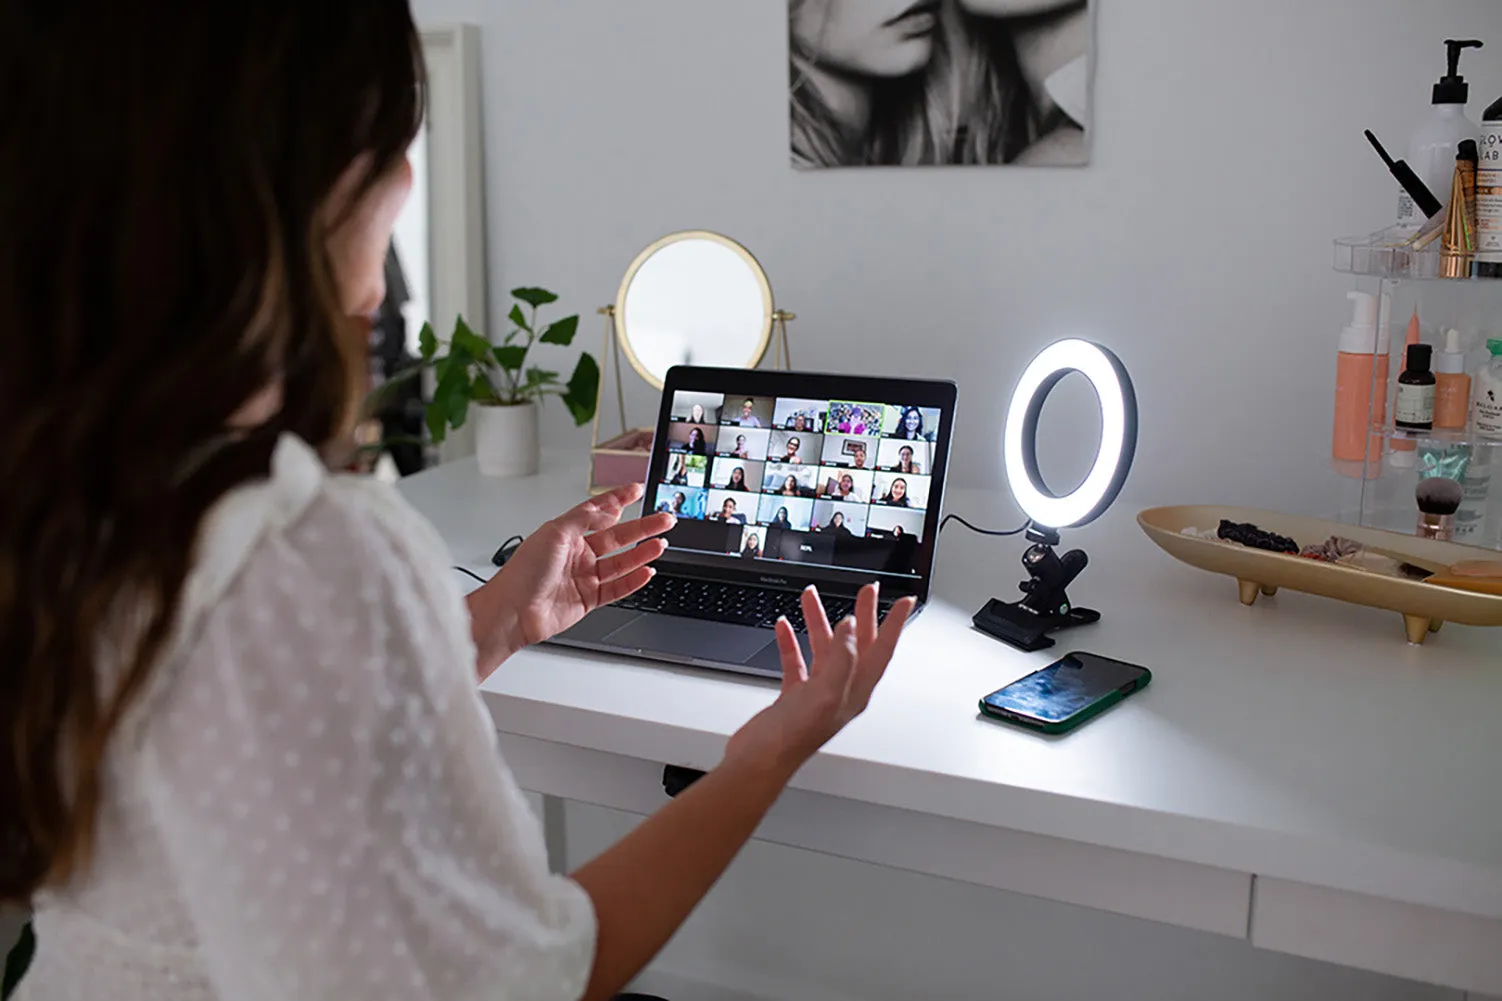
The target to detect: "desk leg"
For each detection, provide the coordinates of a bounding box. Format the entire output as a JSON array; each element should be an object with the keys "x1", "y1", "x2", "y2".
[{"x1": 541, "y1": 794, "x2": 568, "y2": 873}]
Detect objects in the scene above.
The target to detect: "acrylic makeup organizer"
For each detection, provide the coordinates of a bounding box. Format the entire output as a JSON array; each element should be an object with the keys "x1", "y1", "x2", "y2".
[{"x1": 1332, "y1": 235, "x2": 1502, "y2": 553}]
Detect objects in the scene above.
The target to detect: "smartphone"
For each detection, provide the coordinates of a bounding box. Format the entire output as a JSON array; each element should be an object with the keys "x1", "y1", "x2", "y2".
[{"x1": 979, "y1": 652, "x2": 1151, "y2": 735}]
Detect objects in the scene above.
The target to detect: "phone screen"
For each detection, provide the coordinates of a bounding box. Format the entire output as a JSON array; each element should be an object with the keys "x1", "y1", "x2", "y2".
[{"x1": 982, "y1": 653, "x2": 1147, "y2": 724}]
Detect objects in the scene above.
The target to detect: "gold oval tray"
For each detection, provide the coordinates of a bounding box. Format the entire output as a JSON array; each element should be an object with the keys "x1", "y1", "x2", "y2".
[{"x1": 1138, "y1": 505, "x2": 1502, "y2": 644}]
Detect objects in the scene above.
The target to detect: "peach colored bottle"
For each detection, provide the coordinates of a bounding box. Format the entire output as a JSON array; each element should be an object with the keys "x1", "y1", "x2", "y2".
[
  {"x1": 1435, "y1": 328, "x2": 1472, "y2": 429},
  {"x1": 1333, "y1": 291, "x2": 1389, "y2": 476}
]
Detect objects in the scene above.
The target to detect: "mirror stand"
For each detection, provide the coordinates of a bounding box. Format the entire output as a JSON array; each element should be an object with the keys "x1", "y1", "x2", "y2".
[{"x1": 772, "y1": 309, "x2": 797, "y2": 369}]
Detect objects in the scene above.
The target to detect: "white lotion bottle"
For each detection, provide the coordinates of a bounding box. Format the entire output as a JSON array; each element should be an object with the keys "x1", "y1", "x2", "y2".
[{"x1": 1397, "y1": 39, "x2": 1483, "y2": 234}]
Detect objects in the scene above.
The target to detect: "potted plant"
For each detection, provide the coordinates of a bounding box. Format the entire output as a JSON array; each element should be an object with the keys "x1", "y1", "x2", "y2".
[{"x1": 418, "y1": 287, "x2": 599, "y2": 477}]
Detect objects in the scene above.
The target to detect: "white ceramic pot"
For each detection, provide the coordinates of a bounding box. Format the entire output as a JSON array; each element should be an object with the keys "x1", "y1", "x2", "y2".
[{"x1": 473, "y1": 400, "x2": 540, "y2": 478}]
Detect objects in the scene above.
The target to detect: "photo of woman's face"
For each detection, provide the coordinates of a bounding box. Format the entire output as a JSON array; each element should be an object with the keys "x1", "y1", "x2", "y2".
[{"x1": 791, "y1": 0, "x2": 939, "y2": 78}]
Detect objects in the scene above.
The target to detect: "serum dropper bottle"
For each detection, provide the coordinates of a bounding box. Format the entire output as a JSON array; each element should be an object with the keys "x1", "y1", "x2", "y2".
[{"x1": 1396, "y1": 343, "x2": 1437, "y2": 434}]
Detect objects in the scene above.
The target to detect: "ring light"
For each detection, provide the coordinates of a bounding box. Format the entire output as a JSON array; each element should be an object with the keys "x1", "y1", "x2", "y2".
[
  {"x1": 1003, "y1": 339, "x2": 1137, "y2": 530},
  {"x1": 974, "y1": 339, "x2": 1138, "y2": 653}
]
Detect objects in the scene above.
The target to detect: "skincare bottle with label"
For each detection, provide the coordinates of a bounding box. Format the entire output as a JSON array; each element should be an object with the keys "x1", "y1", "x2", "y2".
[
  {"x1": 1332, "y1": 290, "x2": 1389, "y2": 474},
  {"x1": 1397, "y1": 39, "x2": 1483, "y2": 234},
  {"x1": 1396, "y1": 343, "x2": 1436, "y2": 433},
  {"x1": 1435, "y1": 328, "x2": 1472, "y2": 430},
  {"x1": 1474, "y1": 339, "x2": 1502, "y2": 437},
  {"x1": 1478, "y1": 96, "x2": 1502, "y2": 278}
]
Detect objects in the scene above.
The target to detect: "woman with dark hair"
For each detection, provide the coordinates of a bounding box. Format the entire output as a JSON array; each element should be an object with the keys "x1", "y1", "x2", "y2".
[
  {"x1": 668, "y1": 453, "x2": 689, "y2": 485},
  {"x1": 727, "y1": 466, "x2": 749, "y2": 491},
  {"x1": 781, "y1": 474, "x2": 802, "y2": 496},
  {"x1": 882, "y1": 477, "x2": 911, "y2": 506},
  {"x1": 0, "y1": 4, "x2": 916, "y2": 998},
  {"x1": 730, "y1": 433, "x2": 750, "y2": 459},
  {"x1": 686, "y1": 426, "x2": 707, "y2": 455},
  {"x1": 821, "y1": 511, "x2": 854, "y2": 537},
  {"x1": 788, "y1": 0, "x2": 1037, "y2": 166},
  {"x1": 895, "y1": 406, "x2": 928, "y2": 441},
  {"x1": 773, "y1": 507, "x2": 794, "y2": 530},
  {"x1": 741, "y1": 532, "x2": 762, "y2": 558},
  {"x1": 892, "y1": 444, "x2": 919, "y2": 473}
]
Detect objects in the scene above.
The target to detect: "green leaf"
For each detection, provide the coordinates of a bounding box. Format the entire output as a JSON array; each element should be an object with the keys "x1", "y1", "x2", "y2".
[
  {"x1": 493, "y1": 345, "x2": 527, "y2": 372},
  {"x1": 508, "y1": 304, "x2": 530, "y2": 333},
  {"x1": 538, "y1": 314, "x2": 579, "y2": 346},
  {"x1": 418, "y1": 322, "x2": 438, "y2": 361},
  {"x1": 512, "y1": 286, "x2": 558, "y2": 308},
  {"x1": 524, "y1": 366, "x2": 560, "y2": 389},
  {"x1": 426, "y1": 359, "x2": 472, "y2": 443},
  {"x1": 561, "y1": 353, "x2": 601, "y2": 426},
  {"x1": 451, "y1": 318, "x2": 493, "y2": 361}
]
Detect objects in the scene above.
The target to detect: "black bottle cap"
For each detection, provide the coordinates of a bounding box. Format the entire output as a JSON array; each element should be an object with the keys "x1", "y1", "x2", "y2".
[
  {"x1": 1460, "y1": 139, "x2": 1479, "y2": 163},
  {"x1": 1407, "y1": 343, "x2": 1434, "y2": 374},
  {"x1": 1434, "y1": 39, "x2": 1483, "y2": 105}
]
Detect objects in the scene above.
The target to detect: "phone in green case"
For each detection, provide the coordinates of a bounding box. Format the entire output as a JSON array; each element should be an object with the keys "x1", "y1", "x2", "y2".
[{"x1": 979, "y1": 652, "x2": 1151, "y2": 735}]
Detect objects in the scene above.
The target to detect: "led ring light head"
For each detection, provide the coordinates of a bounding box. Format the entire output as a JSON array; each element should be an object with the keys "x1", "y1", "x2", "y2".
[{"x1": 1003, "y1": 339, "x2": 1137, "y2": 531}]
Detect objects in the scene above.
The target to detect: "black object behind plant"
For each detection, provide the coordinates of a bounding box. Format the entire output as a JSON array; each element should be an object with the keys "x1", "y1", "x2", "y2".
[{"x1": 3, "y1": 921, "x2": 34, "y2": 1000}]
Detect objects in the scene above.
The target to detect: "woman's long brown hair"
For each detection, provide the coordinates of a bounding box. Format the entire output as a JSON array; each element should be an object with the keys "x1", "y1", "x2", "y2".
[{"x1": 0, "y1": 1, "x2": 423, "y2": 903}]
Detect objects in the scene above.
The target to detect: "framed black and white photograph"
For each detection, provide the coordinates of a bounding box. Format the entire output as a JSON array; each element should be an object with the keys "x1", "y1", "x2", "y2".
[{"x1": 787, "y1": 0, "x2": 1092, "y2": 168}]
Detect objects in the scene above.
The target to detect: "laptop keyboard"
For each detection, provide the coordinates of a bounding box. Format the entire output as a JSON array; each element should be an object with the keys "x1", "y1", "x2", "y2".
[{"x1": 615, "y1": 575, "x2": 891, "y2": 632}]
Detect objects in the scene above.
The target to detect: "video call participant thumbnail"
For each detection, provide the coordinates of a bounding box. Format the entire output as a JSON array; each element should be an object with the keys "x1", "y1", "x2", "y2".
[
  {"x1": 762, "y1": 524, "x2": 835, "y2": 567},
  {"x1": 670, "y1": 391, "x2": 724, "y2": 425},
  {"x1": 820, "y1": 434, "x2": 871, "y2": 469},
  {"x1": 667, "y1": 422, "x2": 714, "y2": 455},
  {"x1": 709, "y1": 459, "x2": 762, "y2": 491},
  {"x1": 756, "y1": 495, "x2": 814, "y2": 532},
  {"x1": 653, "y1": 484, "x2": 706, "y2": 519},
  {"x1": 810, "y1": 499, "x2": 868, "y2": 537},
  {"x1": 762, "y1": 462, "x2": 818, "y2": 497},
  {"x1": 724, "y1": 396, "x2": 773, "y2": 428},
  {"x1": 826, "y1": 400, "x2": 884, "y2": 437},
  {"x1": 882, "y1": 404, "x2": 940, "y2": 442},
  {"x1": 870, "y1": 471, "x2": 930, "y2": 509},
  {"x1": 716, "y1": 426, "x2": 770, "y2": 460},
  {"x1": 738, "y1": 529, "x2": 762, "y2": 559},
  {"x1": 772, "y1": 397, "x2": 828, "y2": 432},
  {"x1": 866, "y1": 505, "x2": 925, "y2": 541},
  {"x1": 818, "y1": 466, "x2": 873, "y2": 502},
  {"x1": 707, "y1": 490, "x2": 749, "y2": 525},
  {"x1": 664, "y1": 453, "x2": 707, "y2": 488},
  {"x1": 767, "y1": 429, "x2": 820, "y2": 465},
  {"x1": 876, "y1": 438, "x2": 929, "y2": 474}
]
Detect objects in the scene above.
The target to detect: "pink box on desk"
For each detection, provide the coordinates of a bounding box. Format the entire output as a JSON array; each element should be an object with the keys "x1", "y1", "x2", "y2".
[{"x1": 590, "y1": 428, "x2": 654, "y2": 495}]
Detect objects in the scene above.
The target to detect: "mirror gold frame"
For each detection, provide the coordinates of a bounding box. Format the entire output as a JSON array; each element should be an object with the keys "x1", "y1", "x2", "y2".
[{"x1": 612, "y1": 229, "x2": 775, "y2": 391}]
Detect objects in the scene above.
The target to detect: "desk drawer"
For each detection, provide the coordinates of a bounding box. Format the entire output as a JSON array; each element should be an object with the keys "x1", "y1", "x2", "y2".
[
  {"x1": 1252, "y1": 877, "x2": 1502, "y2": 994},
  {"x1": 499, "y1": 733, "x2": 1251, "y2": 938}
]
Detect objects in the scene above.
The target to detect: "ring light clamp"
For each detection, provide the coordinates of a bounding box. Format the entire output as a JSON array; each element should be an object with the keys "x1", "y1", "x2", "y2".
[{"x1": 976, "y1": 339, "x2": 1138, "y2": 652}]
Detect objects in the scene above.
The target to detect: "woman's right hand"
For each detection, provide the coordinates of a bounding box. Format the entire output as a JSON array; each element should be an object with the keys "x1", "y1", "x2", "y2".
[{"x1": 724, "y1": 584, "x2": 915, "y2": 780}]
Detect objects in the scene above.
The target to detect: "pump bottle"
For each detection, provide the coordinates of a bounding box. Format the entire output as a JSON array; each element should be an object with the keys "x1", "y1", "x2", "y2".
[
  {"x1": 1396, "y1": 39, "x2": 1483, "y2": 234},
  {"x1": 1332, "y1": 290, "x2": 1389, "y2": 476}
]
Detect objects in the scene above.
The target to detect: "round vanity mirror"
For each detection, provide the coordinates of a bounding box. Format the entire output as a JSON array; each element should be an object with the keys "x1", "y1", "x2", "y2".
[{"x1": 614, "y1": 230, "x2": 774, "y2": 390}]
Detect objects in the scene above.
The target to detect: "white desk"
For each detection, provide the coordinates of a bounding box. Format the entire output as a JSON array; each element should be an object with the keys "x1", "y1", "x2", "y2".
[{"x1": 398, "y1": 455, "x2": 1502, "y2": 995}]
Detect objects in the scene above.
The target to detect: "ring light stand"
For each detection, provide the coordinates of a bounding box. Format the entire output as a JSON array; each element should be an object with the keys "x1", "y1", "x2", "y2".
[{"x1": 973, "y1": 340, "x2": 1138, "y2": 652}]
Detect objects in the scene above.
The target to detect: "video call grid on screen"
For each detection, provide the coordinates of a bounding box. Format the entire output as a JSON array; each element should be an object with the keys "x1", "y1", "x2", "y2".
[{"x1": 652, "y1": 385, "x2": 948, "y2": 579}]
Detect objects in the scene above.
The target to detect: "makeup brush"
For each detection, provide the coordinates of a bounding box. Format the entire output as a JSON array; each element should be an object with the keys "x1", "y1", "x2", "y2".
[{"x1": 1416, "y1": 477, "x2": 1464, "y2": 541}]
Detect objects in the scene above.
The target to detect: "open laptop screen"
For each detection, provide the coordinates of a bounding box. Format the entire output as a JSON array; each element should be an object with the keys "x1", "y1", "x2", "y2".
[{"x1": 645, "y1": 367, "x2": 957, "y2": 601}]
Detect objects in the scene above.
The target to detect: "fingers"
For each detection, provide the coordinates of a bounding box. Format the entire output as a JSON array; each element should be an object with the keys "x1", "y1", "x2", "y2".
[
  {"x1": 801, "y1": 586, "x2": 833, "y2": 659},
  {"x1": 855, "y1": 582, "x2": 878, "y2": 650},
  {"x1": 812, "y1": 618, "x2": 858, "y2": 694},
  {"x1": 594, "y1": 538, "x2": 668, "y2": 584},
  {"x1": 554, "y1": 482, "x2": 644, "y2": 535},
  {"x1": 846, "y1": 595, "x2": 917, "y2": 708},
  {"x1": 774, "y1": 617, "x2": 807, "y2": 694},
  {"x1": 596, "y1": 566, "x2": 655, "y2": 607},
  {"x1": 586, "y1": 510, "x2": 675, "y2": 557}
]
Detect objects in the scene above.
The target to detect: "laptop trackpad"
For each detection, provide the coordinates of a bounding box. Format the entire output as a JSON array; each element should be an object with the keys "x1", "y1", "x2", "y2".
[{"x1": 604, "y1": 615, "x2": 772, "y2": 664}]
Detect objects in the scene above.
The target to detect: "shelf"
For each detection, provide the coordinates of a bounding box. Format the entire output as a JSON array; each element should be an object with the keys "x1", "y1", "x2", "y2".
[
  {"x1": 1377, "y1": 426, "x2": 1502, "y2": 449},
  {"x1": 1334, "y1": 232, "x2": 1502, "y2": 282}
]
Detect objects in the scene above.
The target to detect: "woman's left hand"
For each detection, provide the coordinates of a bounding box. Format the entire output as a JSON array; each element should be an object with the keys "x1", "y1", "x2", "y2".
[{"x1": 468, "y1": 483, "x2": 674, "y2": 679}]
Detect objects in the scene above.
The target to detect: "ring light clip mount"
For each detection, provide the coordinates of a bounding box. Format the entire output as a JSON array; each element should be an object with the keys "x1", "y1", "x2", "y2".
[{"x1": 974, "y1": 340, "x2": 1138, "y2": 653}]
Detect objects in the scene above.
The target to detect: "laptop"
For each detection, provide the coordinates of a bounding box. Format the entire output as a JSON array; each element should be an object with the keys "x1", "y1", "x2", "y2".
[{"x1": 547, "y1": 365, "x2": 958, "y2": 677}]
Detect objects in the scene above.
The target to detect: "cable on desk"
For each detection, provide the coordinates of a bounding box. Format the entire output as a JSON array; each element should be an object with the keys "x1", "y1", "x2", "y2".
[
  {"x1": 453, "y1": 566, "x2": 491, "y2": 586},
  {"x1": 938, "y1": 514, "x2": 1030, "y2": 537}
]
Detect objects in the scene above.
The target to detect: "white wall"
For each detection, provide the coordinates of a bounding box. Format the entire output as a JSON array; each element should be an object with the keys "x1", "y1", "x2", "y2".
[
  {"x1": 412, "y1": 2, "x2": 1502, "y2": 997},
  {"x1": 414, "y1": 0, "x2": 1502, "y2": 520}
]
